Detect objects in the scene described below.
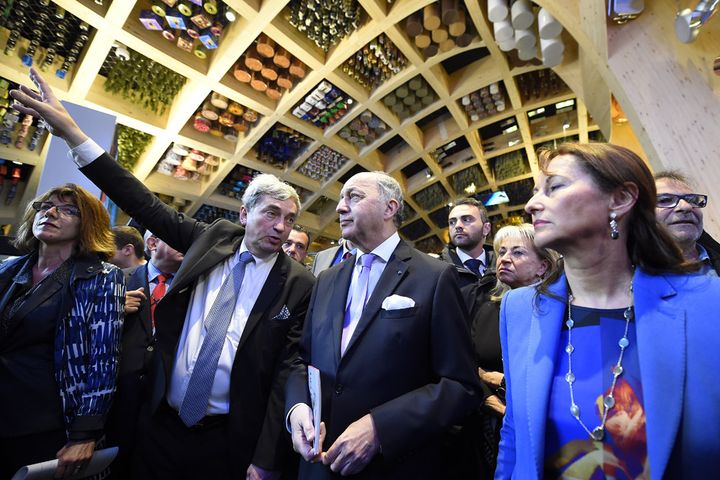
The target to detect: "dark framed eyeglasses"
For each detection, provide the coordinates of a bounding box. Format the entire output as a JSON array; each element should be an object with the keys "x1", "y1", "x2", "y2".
[
  {"x1": 32, "y1": 201, "x2": 81, "y2": 217},
  {"x1": 656, "y1": 193, "x2": 708, "y2": 209}
]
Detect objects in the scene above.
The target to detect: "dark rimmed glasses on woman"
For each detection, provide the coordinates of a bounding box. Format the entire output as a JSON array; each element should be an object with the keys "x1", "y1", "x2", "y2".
[
  {"x1": 32, "y1": 201, "x2": 81, "y2": 218},
  {"x1": 656, "y1": 193, "x2": 708, "y2": 209}
]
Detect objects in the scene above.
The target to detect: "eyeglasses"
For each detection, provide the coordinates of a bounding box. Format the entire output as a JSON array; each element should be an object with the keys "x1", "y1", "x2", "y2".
[
  {"x1": 656, "y1": 193, "x2": 708, "y2": 209},
  {"x1": 32, "y1": 201, "x2": 81, "y2": 217}
]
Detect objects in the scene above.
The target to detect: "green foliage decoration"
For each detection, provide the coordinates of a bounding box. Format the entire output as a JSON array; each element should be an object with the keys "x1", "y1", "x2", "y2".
[
  {"x1": 116, "y1": 124, "x2": 153, "y2": 171},
  {"x1": 103, "y1": 49, "x2": 186, "y2": 115}
]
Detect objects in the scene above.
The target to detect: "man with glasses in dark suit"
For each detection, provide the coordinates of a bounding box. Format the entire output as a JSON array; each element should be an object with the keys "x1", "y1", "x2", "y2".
[{"x1": 655, "y1": 171, "x2": 719, "y2": 276}]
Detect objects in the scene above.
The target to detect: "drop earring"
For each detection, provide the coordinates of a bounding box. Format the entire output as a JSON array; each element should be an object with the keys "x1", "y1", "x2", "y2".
[{"x1": 609, "y1": 212, "x2": 619, "y2": 240}]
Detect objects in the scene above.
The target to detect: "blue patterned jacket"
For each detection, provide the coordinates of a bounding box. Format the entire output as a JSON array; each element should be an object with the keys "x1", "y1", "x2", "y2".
[{"x1": 0, "y1": 253, "x2": 125, "y2": 439}]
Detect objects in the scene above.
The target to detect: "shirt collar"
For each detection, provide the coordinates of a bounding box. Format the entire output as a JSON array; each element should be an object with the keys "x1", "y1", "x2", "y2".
[
  {"x1": 147, "y1": 260, "x2": 169, "y2": 283},
  {"x1": 456, "y1": 247, "x2": 486, "y2": 266},
  {"x1": 239, "y1": 240, "x2": 278, "y2": 265},
  {"x1": 697, "y1": 243, "x2": 710, "y2": 263},
  {"x1": 356, "y1": 232, "x2": 401, "y2": 266}
]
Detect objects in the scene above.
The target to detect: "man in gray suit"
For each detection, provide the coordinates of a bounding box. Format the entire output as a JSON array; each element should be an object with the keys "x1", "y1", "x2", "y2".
[{"x1": 310, "y1": 238, "x2": 355, "y2": 276}]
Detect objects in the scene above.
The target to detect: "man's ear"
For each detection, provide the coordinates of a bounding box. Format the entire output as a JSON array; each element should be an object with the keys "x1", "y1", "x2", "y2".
[
  {"x1": 384, "y1": 199, "x2": 400, "y2": 221},
  {"x1": 121, "y1": 244, "x2": 134, "y2": 256},
  {"x1": 482, "y1": 221, "x2": 492, "y2": 238},
  {"x1": 239, "y1": 205, "x2": 248, "y2": 227},
  {"x1": 145, "y1": 236, "x2": 158, "y2": 252}
]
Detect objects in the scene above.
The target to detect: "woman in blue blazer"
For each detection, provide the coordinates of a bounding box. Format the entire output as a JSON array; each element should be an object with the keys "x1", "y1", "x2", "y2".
[{"x1": 496, "y1": 143, "x2": 720, "y2": 479}]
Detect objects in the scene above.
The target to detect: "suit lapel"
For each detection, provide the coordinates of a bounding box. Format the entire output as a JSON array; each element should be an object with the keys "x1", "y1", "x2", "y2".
[
  {"x1": 341, "y1": 242, "x2": 412, "y2": 359},
  {"x1": 322, "y1": 246, "x2": 341, "y2": 270},
  {"x1": 10, "y1": 277, "x2": 64, "y2": 324},
  {"x1": 330, "y1": 257, "x2": 356, "y2": 365},
  {"x1": 525, "y1": 275, "x2": 566, "y2": 475},
  {"x1": 236, "y1": 253, "x2": 287, "y2": 351},
  {"x1": 633, "y1": 270, "x2": 683, "y2": 478}
]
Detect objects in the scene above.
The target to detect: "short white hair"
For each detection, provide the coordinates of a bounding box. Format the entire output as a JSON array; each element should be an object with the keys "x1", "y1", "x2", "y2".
[
  {"x1": 242, "y1": 173, "x2": 301, "y2": 212},
  {"x1": 372, "y1": 171, "x2": 405, "y2": 228}
]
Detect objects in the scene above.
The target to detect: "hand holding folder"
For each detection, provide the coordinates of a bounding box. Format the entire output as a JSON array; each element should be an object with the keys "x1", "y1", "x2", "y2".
[{"x1": 11, "y1": 447, "x2": 118, "y2": 480}]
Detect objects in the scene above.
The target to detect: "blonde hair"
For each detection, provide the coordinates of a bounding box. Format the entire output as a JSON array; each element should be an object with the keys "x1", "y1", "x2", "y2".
[{"x1": 490, "y1": 223, "x2": 559, "y2": 301}]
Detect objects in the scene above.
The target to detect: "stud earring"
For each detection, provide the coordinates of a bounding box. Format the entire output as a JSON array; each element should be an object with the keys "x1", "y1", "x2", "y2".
[{"x1": 609, "y1": 212, "x2": 619, "y2": 240}]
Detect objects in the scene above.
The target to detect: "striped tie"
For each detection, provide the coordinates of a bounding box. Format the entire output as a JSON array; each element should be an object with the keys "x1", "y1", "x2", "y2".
[{"x1": 178, "y1": 251, "x2": 254, "y2": 426}]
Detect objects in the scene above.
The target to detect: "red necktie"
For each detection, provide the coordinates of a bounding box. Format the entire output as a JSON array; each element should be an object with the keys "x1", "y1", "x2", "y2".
[{"x1": 150, "y1": 273, "x2": 168, "y2": 330}]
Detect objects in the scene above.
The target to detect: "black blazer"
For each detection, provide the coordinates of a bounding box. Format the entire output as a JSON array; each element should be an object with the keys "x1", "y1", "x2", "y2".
[
  {"x1": 118, "y1": 264, "x2": 153, "y2": 379},
  {"x1": 81, "y1": 154, "x2": 316, "y2": 474},
  {"x1": 286, "y1": 240, "x2": 482, "y2": 479},
  {"x1": 104, "y1": 264, "x2": 153, "y2": 478}
]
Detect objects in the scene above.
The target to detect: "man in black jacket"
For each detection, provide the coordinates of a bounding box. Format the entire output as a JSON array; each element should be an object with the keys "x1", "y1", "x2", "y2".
[
  {"x1": 440, "y1": 198, "x2": 497, "y2": 290},
  {"x1": 655, "y1": 171, "x2": 720, "y2": 276},
  {"x1": 105, "y1": 233, "x2": 183, "y2": 479}
]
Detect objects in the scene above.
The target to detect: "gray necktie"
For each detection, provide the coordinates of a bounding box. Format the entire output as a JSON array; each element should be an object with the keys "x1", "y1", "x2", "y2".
[{"x1": 178, "y1": 251, "x2": 254, "y2": 426}]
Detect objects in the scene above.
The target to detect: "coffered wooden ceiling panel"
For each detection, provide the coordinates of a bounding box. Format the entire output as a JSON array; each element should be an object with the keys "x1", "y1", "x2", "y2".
[{"x1": 0, "y1": 0, "x2": 604, "y2": 252}]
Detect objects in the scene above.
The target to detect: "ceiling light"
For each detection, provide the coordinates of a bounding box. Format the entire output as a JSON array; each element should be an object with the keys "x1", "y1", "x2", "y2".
[
  {"x1": 555, "y1": 99, "x2": 574, "y2": 109},
  {"x1": 503, "y1": 125, "x2": 518, "y2": 134},
  {"x1": 484, "y1": 191, "x2": 510, "y2": 206},
  {"x1": 508, "y1": 139, "x2": 521, "y2": 146},
  {"x1": 225, "y1": 7, "x2": 237, "y2": 22},
  {"x1": 425, "y1": 169, "x2": 432, "y2": 179},
  {"x1": 464, "y1": 182, "x2": 477, "y2": 194},
  {"x1": 527, "y1": 107, "x2": 545, "y2": 118},
  {"x1": 447, "y1": 202, "x2": 454, "y2": 207},
  {"x1": 562, "y1": 120, "x2": 571, "y2": 129},
  {"x1": 113, "y1": 42, "x2": 130, "y2": 61}
]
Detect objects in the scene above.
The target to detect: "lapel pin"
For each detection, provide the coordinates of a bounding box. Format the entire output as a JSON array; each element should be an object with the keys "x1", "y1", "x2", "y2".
[{"x1": 397, "y1": 270, "x2": 402, "y2": 275}]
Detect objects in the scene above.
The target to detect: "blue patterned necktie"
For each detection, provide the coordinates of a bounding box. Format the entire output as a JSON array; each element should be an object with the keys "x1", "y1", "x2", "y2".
[
  {"x1": 178, "y1": 251, "x2": 254, "y2": 427},
  {"x1": 464, "y1": 258, "x2": 484, "y2": 277},
  {"x1": 341, "y1": 253, "x2": 376, "y2": 355}
]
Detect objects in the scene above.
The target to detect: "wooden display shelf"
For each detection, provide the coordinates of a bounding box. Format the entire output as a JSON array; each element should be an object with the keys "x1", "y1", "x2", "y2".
[
  {"x1": 85, "y1": 76, "x2": 172, "y2": 131},
  {"x1": 75, "y1": 0, "x2": 112, "y2": 18},
  {"x1": 123, "y1": 0, "x2": 216, "y2": 76},
  {"x1": 0, "y1": 28, "x2": 74, "y2": 93},
  {"x1": 178, "y1": 123, "x2": 237, "y2": 158}
]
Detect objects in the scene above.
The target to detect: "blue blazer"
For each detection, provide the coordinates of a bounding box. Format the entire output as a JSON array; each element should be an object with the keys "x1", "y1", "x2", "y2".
[{"x1": 496, "y1": 269, "x2": 720, "y2": 479}]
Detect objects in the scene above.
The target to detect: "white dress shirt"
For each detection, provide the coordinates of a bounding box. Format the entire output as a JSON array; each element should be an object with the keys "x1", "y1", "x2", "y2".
[
  {"x1": 166, "y1": 244, "x2": 277, "y2": 415},
  {"x1": 345, "y1": 232, "x2": 401, "y2": 312},
  {"x1": 456, "y1": 247, "x2": 487, "y2": 276},
  {"x1": 69, "y1": 141, "x2": 278, "y2": 416},
  {"x1": 68, "y1": 138, "x2": 105, "y2": 167}
]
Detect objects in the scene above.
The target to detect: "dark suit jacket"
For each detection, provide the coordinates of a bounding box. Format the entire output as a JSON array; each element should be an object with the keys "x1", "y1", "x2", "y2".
[
  {"x1": 105, "y1": 264, "x2": 153, "y2": 478},
  {"x1": 286, "y1": 240, "x2": 482, "y2": 479},
  {"x1": 699, "y1": 230, "x2": 720, "y2": 274},
  {"x1": 81, "y1": 154, "x2": 316, "y2": 475}
]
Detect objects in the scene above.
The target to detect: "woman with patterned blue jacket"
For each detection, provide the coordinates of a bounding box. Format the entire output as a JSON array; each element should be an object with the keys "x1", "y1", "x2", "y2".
[{"x1": 0, "y1": 183, "x2": 124, "y2": 479}]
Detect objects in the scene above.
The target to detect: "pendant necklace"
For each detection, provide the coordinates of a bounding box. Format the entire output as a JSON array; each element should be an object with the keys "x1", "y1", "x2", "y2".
[{"x1": 565, "y1": 276, "x2": 634, "y2": 441}]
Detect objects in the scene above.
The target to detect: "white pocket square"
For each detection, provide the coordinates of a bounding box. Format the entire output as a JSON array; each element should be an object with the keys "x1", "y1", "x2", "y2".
[
  {"x1": 381, "y1": 295, "x2": 416, "y2": 310},
  {"x1": 272, "y1": 305, "x2": 291, "y2": 321}
]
